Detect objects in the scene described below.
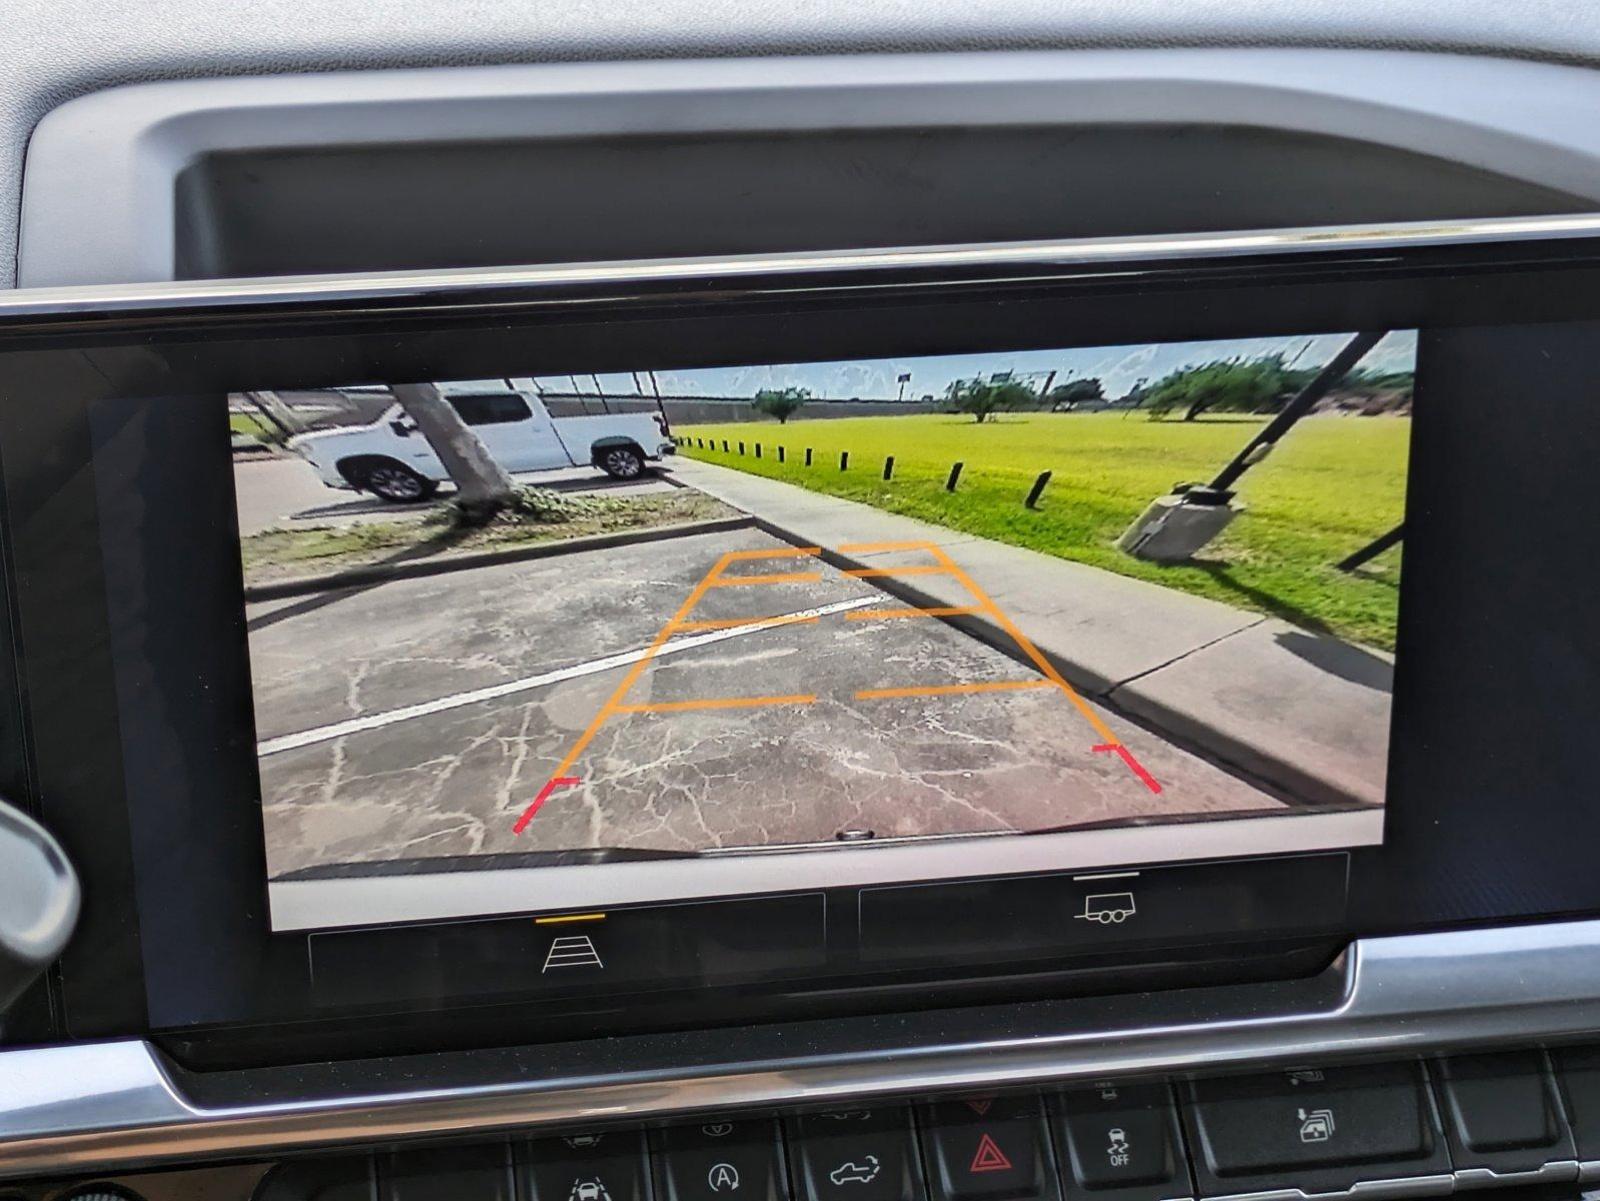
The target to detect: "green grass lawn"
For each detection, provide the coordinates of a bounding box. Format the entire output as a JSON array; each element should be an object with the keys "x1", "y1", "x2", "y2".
[
  {"x1": 230, "y1": 412, "x2": 273, "y2": 439},
  {"x1": 678, "y1": 412, "x2": 1408, "y2": 650}
]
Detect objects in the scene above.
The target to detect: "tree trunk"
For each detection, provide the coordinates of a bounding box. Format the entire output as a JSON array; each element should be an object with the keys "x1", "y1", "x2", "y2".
[
  {"x1": 390, "y1": 383, "x2": 515, "y2": 521},
  {"x1": 1184, "y1": 395, "x2": 1215, "y2": 422},
  {"x1": 240, "y1": 391, "x2": 301, "y2": 446}
]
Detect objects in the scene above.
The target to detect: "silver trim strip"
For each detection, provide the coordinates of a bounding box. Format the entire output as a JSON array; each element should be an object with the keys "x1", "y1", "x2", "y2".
[
  {"x1": 1210, "y1": 1175, "x2": 1457, "y2": 1201},
  {"x1": 5, "y1": 918, "x2": 1600, "y2": 1178},
  {"x1": 1452, "y1": 1163, "x2": 1580, "y2": 1190},
  {"x1": 2, "y1": 213, "x2": 1600, "y2": 318}
]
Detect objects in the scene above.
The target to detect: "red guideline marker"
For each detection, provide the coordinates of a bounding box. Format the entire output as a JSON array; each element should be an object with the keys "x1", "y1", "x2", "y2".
[
  {"x1": 1092, "y1": 743, "x2": 1163, "y2": 795},
  {"x1": 513, "y1": 776, "x2": 582, "y2": 834}
]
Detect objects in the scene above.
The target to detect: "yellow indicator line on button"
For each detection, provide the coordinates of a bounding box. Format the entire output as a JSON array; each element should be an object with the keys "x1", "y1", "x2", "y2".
[{"x1": 535, "y1": 913, "x2": 608, "y2": 925}]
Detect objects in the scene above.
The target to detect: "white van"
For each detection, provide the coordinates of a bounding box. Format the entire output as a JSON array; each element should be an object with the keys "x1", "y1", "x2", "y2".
[{"x1": 288, "y1": 379, "x2": 675, "y2": 503}]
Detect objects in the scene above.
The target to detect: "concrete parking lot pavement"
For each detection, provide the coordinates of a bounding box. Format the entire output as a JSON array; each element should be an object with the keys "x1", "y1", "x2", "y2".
[
  {"x1": 249, "y1": 526, "x2": 1298, "y2": 880},
  {"x1": 232, "y1": 454, "x2": 674, "y2": 536}
]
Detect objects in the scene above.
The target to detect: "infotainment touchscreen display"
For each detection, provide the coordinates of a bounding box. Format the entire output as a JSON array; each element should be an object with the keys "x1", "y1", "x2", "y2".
[
  {"x1": 230, "y1": 330, "x2": 1413, "y2": 932},
  {"x1": 20, "y1": 219, "x2": 1600, "y2": 1045}
]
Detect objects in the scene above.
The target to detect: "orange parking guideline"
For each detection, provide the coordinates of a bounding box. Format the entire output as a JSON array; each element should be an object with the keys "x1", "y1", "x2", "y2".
[
  {"x1": 519, "y1": 537, "x2": 1161, "y2": 832},
  {"x1": 709, "y1": 571, "x2": 823, "y2": 587},
  {"x1": 837, "y1": 540, "x2": 942, "y2": 553},
  {"x1": 847, "y1": 606, "x2": 981, "y2": 621},
  {"x1": 615, "y1": 694, "x2": 816, "y2": 714},
  {"x1": 677, "y1": 614, "x2": 820, "y2": 632},
  {"x1": 722, "y1": 546, "x2": 823, "y2": 561},
  {"x1": 920, "y1": 542, "x2": 1125, "y2": 749},
  {"x1": 855, "y1": 680, "x2": 1054, "y2": 700},
  {"x1": 913, "y1": 540, "x2": 1162, "y2": 794}
]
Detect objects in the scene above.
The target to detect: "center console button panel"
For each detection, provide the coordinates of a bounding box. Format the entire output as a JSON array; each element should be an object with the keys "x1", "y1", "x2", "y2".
[{"x1": 33, "y1": 1048, "x2": 1600, "y2": 1201}]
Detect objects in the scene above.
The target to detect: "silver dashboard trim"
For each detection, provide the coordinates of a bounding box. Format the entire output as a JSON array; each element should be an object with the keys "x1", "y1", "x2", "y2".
[
  {"x1": 1210, "y1": 1176, "x2": 1457, "y2": 1201},
  {"x1": 5, "y1": 919, "x2": 1600, "y2": 1178},
  {"x1": 1451, "y1": 1163, "x2": 1581, "y2": 1190},
  {"x1": 0, "y1": 212, "x2": 1599, "y2": 318}
]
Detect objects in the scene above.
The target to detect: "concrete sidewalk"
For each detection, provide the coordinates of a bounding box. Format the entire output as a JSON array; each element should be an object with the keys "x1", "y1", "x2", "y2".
[{"x1": 667, "y1": 457, "x2": 1392, "y2": 809}]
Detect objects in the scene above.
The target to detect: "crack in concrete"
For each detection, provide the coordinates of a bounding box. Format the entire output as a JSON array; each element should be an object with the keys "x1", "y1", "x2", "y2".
[{"x1": 1106, "y1": 617, "x2": 1269, "y2": 695}]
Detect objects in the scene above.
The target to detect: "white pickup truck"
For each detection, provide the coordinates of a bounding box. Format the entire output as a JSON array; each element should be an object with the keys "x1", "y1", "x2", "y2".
[{"x1": 288, "y1": 379, "x2": 675, "y2": 503}]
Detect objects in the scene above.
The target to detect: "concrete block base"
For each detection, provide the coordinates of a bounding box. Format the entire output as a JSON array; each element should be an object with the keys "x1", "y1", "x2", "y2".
[{"x1": 1117, "y1": 493, "x2": 1239, "y2": 562}]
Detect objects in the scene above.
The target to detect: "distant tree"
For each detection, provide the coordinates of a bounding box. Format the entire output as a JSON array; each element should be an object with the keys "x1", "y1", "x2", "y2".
[
  {"x1": 1144, "y1": 355, "x2": 1292, "y2": 422},
  {"x1": 751, "y1": 386, "x2": 811, "y2": 424},
  {"x1": 946, "y1": 379, "x2": 1035, "y2": 424},
  {"x1": 1343, "y1": 368, "x2": 1416, "y2": 401},
  {"x1": 1047, "y1": 377, "x2": 1105, "y2": 410}
]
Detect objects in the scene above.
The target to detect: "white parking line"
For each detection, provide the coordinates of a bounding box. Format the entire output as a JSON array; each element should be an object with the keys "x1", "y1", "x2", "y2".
[{"x1": 257, "y1": 595, "x2": 879, "y2": 757}]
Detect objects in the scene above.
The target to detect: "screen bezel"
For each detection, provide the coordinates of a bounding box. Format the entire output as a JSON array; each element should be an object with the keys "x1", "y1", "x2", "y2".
[{"x1": 9, "y1": 225, "x2": 1600, "y2": 1056}]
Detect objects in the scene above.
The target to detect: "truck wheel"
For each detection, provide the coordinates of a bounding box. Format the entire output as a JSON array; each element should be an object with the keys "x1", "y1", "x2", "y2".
[
  {"x1": 363, "y1": 461, "x2": 437, "y2": 503},
  {"x1": 598, "y1": 446, "x2": 645, "y2": 480}
]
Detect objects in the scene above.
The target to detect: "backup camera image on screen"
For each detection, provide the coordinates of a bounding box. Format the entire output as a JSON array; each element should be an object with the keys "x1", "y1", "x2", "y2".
[{"x1": 233, "y1": 329, "x2": 1413, "y2": 930}]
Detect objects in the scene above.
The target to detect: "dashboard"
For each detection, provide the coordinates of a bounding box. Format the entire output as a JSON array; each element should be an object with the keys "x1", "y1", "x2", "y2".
[{"x1": 8, "y1": 13, "x2": 1600, "y2": 1201}]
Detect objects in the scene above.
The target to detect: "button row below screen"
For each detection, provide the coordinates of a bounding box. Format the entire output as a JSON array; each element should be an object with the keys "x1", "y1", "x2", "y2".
[
  {"x1": 375, "y1": 1089, "x2": 1189, "y2": 1201},
  {"x1": 263, "y1": 1048, "x2": 1600, "y2": 1201}
]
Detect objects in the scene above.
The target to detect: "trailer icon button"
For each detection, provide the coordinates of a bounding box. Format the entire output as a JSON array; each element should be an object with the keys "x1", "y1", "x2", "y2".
[{"x1": 1076, "y1": 892, "x2": 1137, "y2": 925}]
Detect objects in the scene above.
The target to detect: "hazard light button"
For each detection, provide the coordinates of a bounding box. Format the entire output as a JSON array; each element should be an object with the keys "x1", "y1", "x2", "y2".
[{"x1": 920, "y1": 1095, "x2": 1059, "y2": 1201}]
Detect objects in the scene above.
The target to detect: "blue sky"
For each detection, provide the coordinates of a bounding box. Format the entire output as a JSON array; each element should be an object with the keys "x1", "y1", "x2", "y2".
[{"x1": 535, "y1": 330, "x2": 1417, "y2": 402}]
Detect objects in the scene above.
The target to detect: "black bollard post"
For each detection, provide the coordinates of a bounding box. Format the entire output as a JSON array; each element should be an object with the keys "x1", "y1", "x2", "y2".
[{"x1": 1025, "y1": 470, "x2": 1052, "y2": 509}]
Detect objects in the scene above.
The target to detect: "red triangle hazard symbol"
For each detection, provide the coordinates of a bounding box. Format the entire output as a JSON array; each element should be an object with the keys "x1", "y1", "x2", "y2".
[
  {"x1": 970, "y1": 1133, "x2": 1013, "y2": 1174},
  {"x1": 964, "y1": 1099, "x2": 993, "y2": 1116}
]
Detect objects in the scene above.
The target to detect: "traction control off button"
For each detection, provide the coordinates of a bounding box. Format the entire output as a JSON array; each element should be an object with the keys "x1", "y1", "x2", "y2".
[{"x1": 1052, "y1": 1082, "x2": 1187, "y2": 1196}]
